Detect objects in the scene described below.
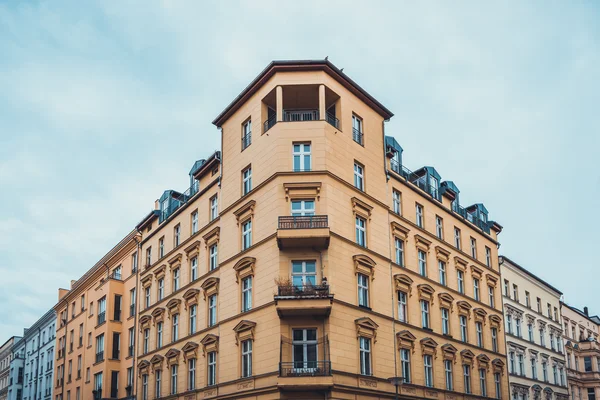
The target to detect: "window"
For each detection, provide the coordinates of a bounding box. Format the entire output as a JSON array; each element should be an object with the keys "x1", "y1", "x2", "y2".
[
  {"x1": 144, "y1": 287, "x2": 150, "y2": 308},
  {"x1": 463, "y1": 365, "x2": 471, "y2": 394},
  {"x1": 415, "y1": 204, "x2": 424, "y2": 228},
  {"x1": 550, "y1": 333, "x2": 555, "y2": 350},
  {"x1": 242, "y1": 119, "x2": 251, "y2": 150},
  {"x1": 445, "y1": 359, "x2": 453, "y2": 390},
  {"x1": 172, "y1": 314, "x2": 179, "y2": 342},
  {"x1": 242, "y1": 276, "x2": 252, "y2": 312},
  {"x1": 518, "y1": 354, "x2": 524, "y2": 376},
  {"x1": 95, "y1": 334, "x2": 104, "y2": 362},
  {"x1": 354, "y1": 162, "x2": 364, "y2": 190},
  {"x1": 155, "y1": 370, "x2": 161, "y2": 398},
  {"x1": 400, "y1": 348, "x2": 411, "y2": 383},
  {"x1": 209, "y1": 244, "x2": 218, "y2": 270},
  {"x1": 291, "y1": 199, "x2": 315, "y2": 216},
  {"x1": 241, "y1": 340, "x2": 252, "y2": 378},
  {"x1": 489, "y1": 286, "x2": 495, "y2": 307},
  {"x1": 143, "y1": 328, "x2": 149, "y2": 354},
  {"x1": 476, "y1": 322, "x2": 483, "y2": 347},
  {"x1": 542, "y1": 361, "x2": 548, "y2": 381},
  {"x1": 359, "y1": 337, "x2": 371, "y2": 375},
  {"x1": 358, "y1": 273, "x2": 369, "y2": 308},
  {"x1": 515, "y1": 317, "x2": 522, "y2": 337},
  {"x1": 208, "y1": 295, "x2": 217, "y2": 326},
  {"x1": 242, "y1": 220, "x2": 252, "y2": 250},
  {"x1": 418, "y1": 250, "x2": 427, "y2": 277},
  {"x1": 94, "y1": 372, "x2": 103, "y2": 394},
  {"x1": 532, "y1": 358, "x2": 538, "y2": 379},
  {"x1": 424, "y1": 355, "x2": 433, "y2": 387},
  {"x1": 158, "y1": 278, "x2": 164, "y2": 301},
  {"x1": 436, "y1": 216, "x2": 443, "y2": 238},
  {"x1": 355, "y1": 216, "x2": 366, "y2": 247},
  {"x1": 189, "y1": 305, "x2": 197, "y2": 335},
  {"x1": 187, "y1": 358, "x2": 196, "y2": 391},
  {"x1": 439, "y1": 261, "x2": 447, "y2": 285},
  {"x1": 554, "y1": 307, "x2": 558, "y2": 321},
  {"x1": 173, "y1": 268, "x2": 180, "y2": 292},
  {"x1": 479, "y1": 369, "x2": 487, "y2": 396},
  {"x1": 292, "y1": 143, "x2": 311, "y2": 172},
  {"x1": 421, "y1": 300, "x2": 430, "y2": 329},
  {"x1": 553, "y1": 365, "x2": 558, "y2": 384},
  {"x1": 352, "y1": 114, "x2": 363, "y2": 144},
  {"x1": 112, "y1": 332, "x2": 120, "y2": 360},
  {"x1": 454, "y1": 228, "x2": 461, "y2": 249},
  {"x1": 141, "y1": 374, "x2": 148, "y2": 400},
  {"x1": 392, "y1": 190, "x2": 401, "y2": 214},
  {"x1": 460, "y1": 315, "x2": 468, "y2": 342},
  {"x1": 494, "y1": 373, "x2": 501, "y2": 399},
  {"x1": 540, "y1": 328, "x2": 545, "y2": 346},
  {"x1": 159, "y1": 237, "x2": 165, "y2": 258},
  {"x1": 128, "y1": 328, "x2": 135, "y2": 357},
  {"x1": 504, "y1": 279, "x2": 509, "y2": 296},
  {"x1": 491, "y1": 328, "x2": 498, "y2": 352},
  {"x1": 190, "y1": 257, "x2": 198, "y2": 281},
  {"x1": 292, "y1": 260, "x2": 316, "y2": 287},
  {"x1": 506, "y1": 314, "x2": 512, "y2": 334},
  {"x1": 174, "y1": 224, "x2": 180, "y2": 247},
  {"x1": 457, "y1": 270, "x2": 465, "y2": 294},
  {"x1": 537, "y1": 297, "x2": 541, "y2": 312},
  {"x1": 485, "y1": 246, "x2": 491, "y2": 267},
  {"x1": 398, "y1": 291, "x2": 407, "y2": 322},
  {"x1": 191, "y1": 211, "x2": 198, "y2": 234},
  {"x1": 588, "y1": 388, "x2": 596, "y2": 400},
  {"x1": 207, "y1": 352, "x2": 217, "y2": 386},
  {"x1": 394, "y1": 238, "x2": 404, "y2": 266},
  {"x1": 547, "y1": 303, "x2": 552, "y2": 318},
  {"x1": 470, "y1": 237, "x2": 477, "y2": 258},
  {"x1": 210, "y1": 195, "x2": 218, "y2": 221},
  {"x1": 473, "y1": 278, "x2": 480, "y2": 301},
  {"x1": 513, "y1": 284, "x2": 518, "y2": 301},
  {"x1": 97, "y1": 297, "x2": 106, "y2": 325},
  {"x1": 441, "y1": 308, "x2": 450, "y2": 335},
  {"x1": 584, "y1": 357, "x2": 592, "y2": 372},
  {"x1": 170, "y1": 365, "x2": 177, "y2": 395},
  {"x1": 129, "y1": 288, "x2": 136, "y2": 317},
  {"x1": 131, "y1": 251, "x2": 138, "y2": 274},
  {"x1": 242, "y1": 166, "x2": 252, "y2": 195}
]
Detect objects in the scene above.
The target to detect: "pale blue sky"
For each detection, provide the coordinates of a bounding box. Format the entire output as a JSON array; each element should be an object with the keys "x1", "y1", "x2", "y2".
[{"x1": 1, "y1": 1, "x2": 598, "y2": 338}]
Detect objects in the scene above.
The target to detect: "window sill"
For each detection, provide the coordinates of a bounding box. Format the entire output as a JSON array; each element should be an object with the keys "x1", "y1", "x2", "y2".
[{"x1": 358, "y1": 305, "x2": 371, "y2": 311}]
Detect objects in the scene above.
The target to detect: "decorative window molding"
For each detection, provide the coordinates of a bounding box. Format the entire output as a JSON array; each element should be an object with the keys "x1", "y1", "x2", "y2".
[
  {"x1": 141, "y1": 275, "x2": 153, "y2": 289},
  {"x1": 438, "y1": 293, "x2": 454, "y2": 311},
  {"x1": 441, "y1": 343, "x2": 458, "y2": 361},
  {"x1": 355, "y1": 317, "x2": 378, "y2": 342},
  {"x1": 202, "y1": 227, "x2": 220, "y2": 249},
  {"x1": 137, "y1": 360, "x2": 150, "y2": 377},
  {"x1": 394, "y1": 274, "x2": 413, "y2": 295},
  {"x1": 353, "y1": 254, "x2": 376, "y2": 279},
  {"x1": 181, "y1": 342, "x2": 199, "y2": 362},
  {"x1": 201, "y1": 277, "x2": 220, "y2": 300},
  {"x1": 168, "y1": 254, "x2": 182, "y2": 267},
  {"x1": 477, "y1": 354, "x2": 490, "y2": 370},
  {"x1": 164, "y1": 349, "x2": 180, "y2": 366},
  {"x1": 454, "y1": 256, "x2": 468, "y2": 272},
  {"x1": 233, "y1": 257, "x2": 256, "y2": 283},
  {"x1": 414, "y1": 234, "x2": 432, "y2": 252},
  {"x1": 182, "y1": 289, "x2": 200, "y2": 309},
  {"x1": 283, "y1": 182, "x2": 321, "y2": 201},
  {"x1": 492, "y1": 358, "x2": 505, "y2": 374},
  {"x1": 489, "y1": 314, "x2": 502, "y2": 328},
  {"x1": 233, "y1": 320, "x2": 256, "y2": 345},
  {"x1": 390, "y1": 222, "x2": 410, "y2": 241},
  {"x1": 150, "y1": 355, "x2": 164, "y2": 371},
  {"x1": 504, "y1": 304, "x2": 523, "y2": 319},
  {"x1": 473, "y1": 308, "x2": 488, "y2": 324},
  {"x1": 139, "y1": 315, "x2": 152, "y2": 331},
  {"x1": 184, "y1": 240, "x2": 201, "y2": 259},
  {"x1": 470, "y1": 265, "x2": 483, "y2": 280},
  {"x1": 460, "y1": 349, "x2": 475, "y2": 365},
  {"x1": 417, "y1": 284, "x2": 435, "y2": 302},
  {"x1": 420, "y1": 337, "x2": 438, "y2": 357},
  {"x1": 151, "y1": 307, "x2": 165, "y2": 326},
  {"x1": 166, "y1": 298, "x2": 181, "y2": 317},
  {"x1": 435, "y1": 246, "x2": 450, "y2": 262},
  {"x1": 351, "y1": 197, "x2": 373, "y2": 220},
  {"x1": 456, "y1": 301, "x2": 472, "y2": 317},
  {"x1": 234, "y1": 200, "x2": 256, "y2": 226},
  {"x1": 200, "y1": 334, "x2": 219, "y2": 355},
  {"x1": 153, "y1": 264, "x2": 167, "y2": 280},
  {"x1": 485, "y1": 274, "x2": 498, "y2": 287},
  {"x1": 396, "y1": 330, "x2": 416, "y2": 352}
]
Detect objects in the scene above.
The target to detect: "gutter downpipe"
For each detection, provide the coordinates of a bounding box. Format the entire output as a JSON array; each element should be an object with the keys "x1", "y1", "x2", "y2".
[{"x1": 131, "y1": 233, "x2": 142, "y2": 400}]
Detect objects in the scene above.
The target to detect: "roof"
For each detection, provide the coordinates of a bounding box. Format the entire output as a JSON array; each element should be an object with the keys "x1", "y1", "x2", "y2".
[
  {"x1": 499, "y1": 256, "x2": 562, "y2": 295},
  {"x1": 212, "y1": 59, "x2": 394, "y2": 127},
  {"x1": 562, "y1": 302, "x2": 600, "y2": 326},
  {"x1": 385, "y1": 136, "x2": 403, "y2": 154}
]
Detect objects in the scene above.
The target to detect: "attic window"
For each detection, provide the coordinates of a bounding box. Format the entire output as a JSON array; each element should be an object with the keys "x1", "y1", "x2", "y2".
[
  {"x1": 147, "y1": 225, "x2": 151, "y2": 232},
  {"x1": 212, "y1": 166, "x2": 219, "y2": 176}
]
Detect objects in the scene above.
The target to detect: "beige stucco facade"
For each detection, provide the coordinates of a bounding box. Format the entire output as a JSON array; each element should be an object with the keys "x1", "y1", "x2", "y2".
[
  {"x1": 132, "y1": 60, "x2": 509, "y2": 400},
  {"x1": 561, "y1": 303, "x2": 600, "y2": 400},
  {"x1": 499, "y1": 256, "x2": 569, "y2": 400},
  {"x1": 53, "y1": 231, "x2": 140, "y2": 400}
]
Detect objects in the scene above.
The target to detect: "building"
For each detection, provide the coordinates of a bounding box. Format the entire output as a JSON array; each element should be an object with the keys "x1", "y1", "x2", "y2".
[
  {"x1": 7, "y1": 310, "x2": 57, "y2": 400},
  {"x1": 499, "y1": 256, "x2": 569, "y2": 400},
  {"x1": 53, "y1": 231, "x2": 140, "y2": 400},
  {"x1": 134, "y1": 59, "x2": 508, "y2": 400},
  {"x1": 1, "y1": 337, "x2": 21, "y2": 400},
  {"x1": 561, "y1": 303, "x2": 600, "y2": 400}
]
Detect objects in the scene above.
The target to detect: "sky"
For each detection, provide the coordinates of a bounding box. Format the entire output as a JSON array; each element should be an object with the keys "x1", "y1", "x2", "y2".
[{"x1": 0, "y1": 1, "x2": 599, "y2": 339}]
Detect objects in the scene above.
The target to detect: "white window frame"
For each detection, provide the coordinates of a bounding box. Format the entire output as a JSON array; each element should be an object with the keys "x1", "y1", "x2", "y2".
[
  {"x1": 398, "y1": 291, "x2": 407, "y2": 322},
  {"x1": 188, "y1": 359, "x2": 195, "y2": 391},
  {"x1": 292, "y1": 143, "x2": 311, "y2": 172},
  {"x1": 209, "y1": 244, "x2": 218, "y2": 270},
  {"x1": 439, "y1": 260, "x2": 446, "y2": 285},
  {"x1": 173, "y1": 268, "x2": 180, "y2": 291},
  {"x1": 355, "y1": 216, "x2": 366, "y2": 247},
  {"x1": 464, "y1": 365, "x2": 471, "y2": 394},
  {"x1": 190, "y1": 257, "x2": 198, "y2": 281},
  {"x1": 242, "y1": 276, "x2": 252, "y2": 312},
  {"x1": 354, "y1": 163, "x2": 364, "y2": 190},
  {"x1": 460, "y1": 315, "x2": 468, "y2": 342},
  {"x1": 457, "y1": 270, "x2": 464, "y2": 294},
  {"x1": 207, "y1": 352, "x2": 217, "y2": 386},
  {"x1": 476, "y1": 322, "x2": 483, "y2": 347},
  {"x1": 189, "y1": 305, "x2": 197, "y2": 335},
  {"x1": 241, "y1": 340, "x2": 252, "y2": 378},
  {"x1": 358, "y1": 273, "x2": 369, "y2": 308},
  {"x1": 291, "y1": 199, "x2": 315, "y2": 216},
  {"x1": 210, "y1": 196, "x2": 218, "y2": 221},
  {"x1": 242, "y1": 167, "x2": 252, "y2": 195},
  {"x1": 394, "y1": 238, "x2": 404, "y2": 266},
  {"x1": 242, "y1": 220, "x2": 252, "y2": 250},
  {"x1": 424, "y1": 354, "x2": 433, "y2": 387},
  {"x1": 158, "y1": 278, "x2": 164, "y2": 301},
  {"x1": 208, "y1": 294, "x2": 217, "y2": 326},
  {"x1": 421, "y1": 300, "x2": 430, "y2": 329},
  {"x1": 445, "y1": 359, "x2": 453, "y2": 390},
  {"x1": 401, "y1": 348, "x2": 411, "y2": 383},
  {"x1": 441, "y1": 308, "x2": 450, "y2": 335},
  {"x1": 473, "y1": 278, "x2": 480, "y2": 301},
  {"x1": 172, "y1": 314, "x2": 179, "y2": 342},
  {"x1": 418, "y1": 250, "x2": 427, "y2": 277},
  {"x1": 416, "y1": 204, "x2": 423, "y2": 228},
  {"x1": 393, "y1": 190, "x2": 401, "y2": 214},
  {"x1": 157, "y1": 322, "x2": 163, "y2": 348},
  {"x1": 436, "y1": 216, "x2": 443, "y2": 238},
  {"x1": 480, "y1": 368, "x2": 487, "y2": 396},
  {"x1": 359, "y1": 337, "x2": 371, "y2": 376},
  {"x1": 454, "y1": 228, "x2": 461, "y2": 249},
  {"x1": 191, "y1": 211, "x2": 198, "y2": 234},
  {"x1": 170, "y1": 365, "x2": 177, "y2": 395}
]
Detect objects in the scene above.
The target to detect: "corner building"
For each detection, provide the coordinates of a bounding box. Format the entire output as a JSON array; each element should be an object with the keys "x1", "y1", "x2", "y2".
[{"x1": 134, "y1": 60, "x2": 509, "y2": 400}]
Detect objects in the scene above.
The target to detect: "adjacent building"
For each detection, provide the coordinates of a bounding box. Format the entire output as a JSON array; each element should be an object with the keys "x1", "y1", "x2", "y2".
[
  {"x1": 6, "y1": 310, "x2": 57, "y2": 400},
  {"x1": 499, "y1": 256, "x2": 569, "y2": 400},
  {"x1": 1, "y1": 337, "x2": 21, "y2": 400},
  {"x1": 561, "y1": 303, "x2": 600, "y2": 400},
  {"x1": 53, "y1": 231, "x2": 140, "y2": 400},
  {"x1": 133, "y1": 59, "x2": 508, "y2": 400}
]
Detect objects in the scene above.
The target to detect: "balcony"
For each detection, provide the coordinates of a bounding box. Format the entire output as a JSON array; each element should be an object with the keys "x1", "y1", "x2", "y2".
[
  {"x1": 276, "y1": 215, "x2": 330, "y2": 250},
  {"x1": 95, "y1": 351, "x2": 104, "y2": 363},
  {"x1": 97, "y1": 312, "x2": 106, "y2": 326},
  {"x1": 275, "y1": 284, "x2": 333, "y2": 318},
  {"x1": 278, "y1": 335, "x2": 332, "y2": 391},
  {"x1": 352, "y1": 128, "x2": 363, "y2": 145}
]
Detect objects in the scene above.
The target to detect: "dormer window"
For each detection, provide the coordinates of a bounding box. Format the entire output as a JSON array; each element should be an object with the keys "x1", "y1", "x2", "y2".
[
  {"x1": 161, "y1": 199, "x2": 169, "y2": 220},
  {"x1": 429, "y1": 175, "x2": 439, "y2": 199}
]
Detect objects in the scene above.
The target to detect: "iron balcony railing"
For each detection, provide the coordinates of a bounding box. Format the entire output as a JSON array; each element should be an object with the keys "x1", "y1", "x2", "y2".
[
  {"x1": 352, "y1": 128, "x2": 364, "y2": 145},
  {"x1": 278, "y1": 215, "x2": 328, "y2": 230},
  {"x1": 241, "y1": 132, "x2": 251, "y2": 150},
  {"x1": 263, "y1": 115, "x2": 276, "y2": 133},
  {"x1": 95, "y1": 351, "x2": 104, "y2": 363},
  {"x1": 279, "y1": 361, "x2": 331, "y2": 377},
  {"x1": 326, "y1": 112, "x2": 339, "y2": 129},
  {"x1": 284, "y1": 109, "x2": 318, "y2": 122},
  {"x1": 276, "y1": 284, "x2": 330, "y2": 298},
  {"x1": 97, "y1": 312, "x2": 106, "y2": 325}
]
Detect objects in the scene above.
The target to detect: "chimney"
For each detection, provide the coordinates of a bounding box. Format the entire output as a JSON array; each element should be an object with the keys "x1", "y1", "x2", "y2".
[
  {"x1": 154, "y1": 199, "x2": 160, "y2": 210},
  {"x1": 70, "y1": 280, "x2": 77, "y2": 289},
  {"x1": 584, "y1": 306, "x2": 589, "y2": 316}
]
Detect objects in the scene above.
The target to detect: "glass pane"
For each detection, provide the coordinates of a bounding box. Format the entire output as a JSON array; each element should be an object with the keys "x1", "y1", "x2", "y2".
[
  {"x1": 304, "y1": 144, "x2": 310, "y2": 152},
  {"x1": 292, "y1": 276, "x2": 303, "y2": 287},
  {"x1": 306, "y1": 329, "x2": 317, "y2": 341},
  {"x1": 293, "y1": 156, "x2": 300, "y2": 171},
  {"x1": 293, "y1": 330, "x2": 304, "y2": 341},
  {"x1": 305, "y1": 201, "x2": 315, "y2": 210},
  {"x1": 292, "y1": 262, "x2": 303, "y2": 273},
  {"x1": 305, "y1": 275, "x2": 316, "y2": 285},
  {"x1": 307, "y1": 344, "x2": 317, "y2": 362},
  {"x1": 304, "y1": 155, "x2": 311, "y2": 170},
  {"x1": 305, "y1": 262, "x2": 316, "y2": 273},
  {"x1": 293, "y1": 345, "x2": 304, "y2": 364},
  {"x1": 291, "y1": 201, "x2": 301, "y2": 210}
]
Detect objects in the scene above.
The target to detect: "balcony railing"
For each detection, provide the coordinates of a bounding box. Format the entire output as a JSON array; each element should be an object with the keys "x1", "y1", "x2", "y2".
[
  {"x1": 352, "y1": 128, "x2": 363, "y2": 145},
  {"x1": 241, "y1": 132, "x2": 251, "y2": 150},
  {"x1": 284, "y1": 109, "x2": 318, "y2": 122},
  {"x1": 326, "y1": 112, "x2": 339, "y2": 129},
  {"x1": 97, "y1": 312, "x2": 106, "y2": 326},
  {"x1": 263, "y1": 115, "x2": 277, "y2": 133},
  {"x1": 95, "y1": 351, "x2": 104, "y2": 363},
  {"x1": 278, "y1": 215, "x2": 328, "y2": 230},
  {"x1": 279, "y1": 361, "x2": 331, "y2": 377},
  {"x1": 276, "y1": 284, "x2": 330, "y2": 298}
]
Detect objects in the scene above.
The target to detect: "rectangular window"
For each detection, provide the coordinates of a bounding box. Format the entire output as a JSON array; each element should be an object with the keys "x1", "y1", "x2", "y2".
[
  {"x1": 415, "y1": 204, "x2": 424, "y2": 228},
  {"x1": 355, "y1": 216, "x2": 366, "y2": 247},
  {"x1": 457, "y1": 270, "x2": 465, "y2": 294},
  {"x1": 518, "y1": 354, "x2": 524, "y2": 375},
  {"x1": 242, "y1": 276, "x2": 252, "y2": 312},
  {"x1": 188, "y1": 358, "x2": 196, "y2": 391},
  {"x1": 358, "y1": 273, "x2": 369, "y2": 308},
  {"x1": 354, "y1": 162, "x2": 364, "y2": 190},
  {"x1": 130, "y1": 288, "x2": 136, "y2": 317},
  {"x1": 401, "y1": 348, "x2": 411, "y2": 383},
  {"x1": 242, "y1": 220, "x2": 252, "y2": 250},
  {"x1": 424, "y1": 355, "x2": 433, "y2": 387},
  {"x1": 292, "y1": 260, "x2": 317, "y2": 287},
  {"x1": 159, "y1": 237, "x2": 165, "y2": 258},
  {"x1": 470, "y1": 237, "x2": 477, "y2": 259},
  {"x1": 532, "y1": 358, "x2": 538, "y2": 379},
  {"x1": 352, "y1": 114, "x2": 363, "y2": 144},
  {"x1": 473, "y1": 278, "x2": 480, "y2": 301},
  {"x1": 97, "y1": 297, "x2": 106, "y2": 325},
  {"x1": 156, "y1": 322, "x2": 163, "y2": 349},
  {"x1": 394, "y1": 238, "x2": 404, "y2": 266},
  {"x1": 155, "y1": 369, "x2": 161, "y2": 398},
  {"x1": 398, "y1": 291, "x2": 407, "y2": 322},
  {"x1": 537, "y1": 297, "x2": 541, "y2": 312},
  {"x1": 392, "y1": 190, "x2": 401, "y2": 214},
  {"x1": 112, "y1": 332, "x2": 120, "y2": 360},
  {"x1": 454, "y1": 227, "x2": 461, "y2": 249},
  {"x1": 94, "y1": 372, "x2": 103, "y2": 392},
  {"x1": 588, "y1": 389, "x2": 596, "y2": 400},
  {"x1": 485, "y1": 246, "x2": 491, "y2": 267},
  {"x1": 207, "y1": 352, "x2": 216, "y2": 386},
  {"x1": 95, "y1": 334, "x2": 104, "y2": 362},
  {"x1": 476, "y1": 322, "x2": 483, "y2": 347},
  {"x1": 172, "y1": 314, "x2": 179, "y2": 342},
  {"x1": 494, "y1": 373, "x2": 501, "y2": 399},
  {"x1": 210, "y1": 195, "x2": 218, "y2": 221},
  {"x1": 242, "y1": 119, "x2": 251, "y2": 150},
  {"x1": 460, "y1": 315, "x2": 468, "y2": 342},
  {"x1": 464, "y1": 365, "x2": 471, "y2": 394},
  {"x1": 504, "y1": 279, "x2": 509, "y2": 296},
  {"x1": 491, "y1": 328, "x2": 498, "y2": 352},
  {"x1": 132, "y1": 251, "x2": 138, "y2": 273},
  {"x1": 359, "y1": 337, "x2": 371, "y2": 375},
  {"x1": 174, "y1": 224, "x2": 180, "y2": 247},
  {"x1": 421, "y1": 300, "x2": 430, "y2": 329},
  {"x1": 173, "y1": 268, "x2": 180, "y2": 292},
  {"x1": 142, "y1": 374, "x2": 148, "y2": 400},
  {"x1": 170, "y1": 365, "x2": 178, "y2": 395},
  {"x1": 442, "y1": 359, "x2": 453, "y2": 390},
  {"x1": 441, "y1": 308, "x2": 450, "y2": 335},
  {"x1": 479, "y1": 369, "x2": 487, "y2": 396},
  {"x1": 436, "y1": 216, "x2": 443, "y2": 239},
  {"x1": 189, "y1": 305, "x2": 197, "y2": 335},
  {"x1": 548, "y1": 303, "x2": 552, "y2": 318},
  {"x1": 542, "y1": 361, "x2": 548, "y2": 381},
  {"x1": 158, "y1": 278, "x2": 164, "y2": 301},
  {"x1": 146, "y1": 247, "x2": 152, "y2": 266},
  {"x1": 191, "y1": 211, "x2": 198, "y2": 234},
  {"x1": 439, "y1": 261, "x2": 447, "y2": 286},
  {"x1": 145, "y1": 287, "x2": 151, "y2": 308},
  {"x1": 190, "y1": 257, "x2": 198, "y2": 281},
  {"x1": 513, "y1": 284, "x2": 518, "y2": 301},
  {"x1": 584, "y1": 357, "x2": 593, "y2": 372},
  {"x1": 291, "y1": 199, "x2": 315, "y2": 216},
  {"x1": 292, "y1": 143, "x2": 311, "y2": 172},
  {"x1": 209, "y1": 244, "x2": 218, "y2": 270},
  {"x1": 242, "y1": 166, "x2": 252, "y2": 195},
  {"x1": 489, "y1": 286, "x2": 495, "y2": 307},
  {"x1": 208, "y1": 295, "x2": 217, "y2": 326},
  {"x1": 418, "y1": 250, "x2": 427, "y2": 277},
  {"x1": 540, "y1": 328, "x2": 545, "y2": 346},
  {"x1": 241, "y1": 340, "x2": 252, "y2": 378}
]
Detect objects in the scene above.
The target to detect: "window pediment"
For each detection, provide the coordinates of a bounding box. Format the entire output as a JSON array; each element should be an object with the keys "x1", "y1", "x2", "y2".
[
  {"x1": 351, "y1": 197, "x2": 373, "y2": 219},
  {"x1": 460, "y1": 349, "x2": 475, "y2": 364},
  {"x1": 417, "y1": 284, "x2": 435, "y2": 301},
  {"x1": 184, "y1": 240, "x2": 201, "y2": 259},
  {"x1": 181, "y1": 342, "x2": 199, "y2": 361},
  {"x1": 473, "y1": 307, "x2": 487, "y2": 322},
  {"x1": 166, "y1": 298, "x2": 181, "y2": 317},
  {"x1": 394, "y1": 274, "x2": 413, "y2": 294},
  {"x1": 283, "y1": 182, "x2": 321, "y2": 201},
  {"x1": 489, "y1": 314, "x2": 502, "y2": 327},
  {"x1": 414, "y1": 234, "x2": 432, "y2": 252},
  {"x1": 200, "y1": 334, "x2": 219, "y2": 355},
  {"x1": 396, "y1": 330, "x2": 417, "y2": 351},
  {"x1": 183, "y1": 288, "x2": 200, "y2": 308},
  {"x1": 442, "y1": 343, "x2": 458, "y2": 360},
  {"x1": 486, "y1": 274, "x2": 498, "y2": 287},
  {"x1": 168, "y1": 254, "x2": 182, "y2": 267},
  {"x1": 420, "y1": 337, "x2": 438, "y2": 356},
  {"x1": 435, "y1": 246, "x2": 451, "y2": 262},
  {"x1": 355, "y1": 317, "x2": 378, "y2": 341},
  {"x1": 141, "y1": 275, "x2": 153, "y2": 288},
  {"x1": 137, "y1": 360, "x2": 150, "y2": 376},
  {"x1": 151, "y1": 307, "x2": 165, "y2": 325},
  {"x1": 477, "y1": 353, "x2": 490, "y2": 368},
  {"x1": 154, "y1": 264, "x2": 167, "y2": 280},
  {"x1": 150, "y1": 354, "x2": 164, "y2": 370},
  {"x1": 201, "y1": 277, "x2": 220, "y2": 299},
  {"x1": 470, "y1": 264, "x2": 483, "y2": 279},
  {"x1": 139, "y1": 315, "x2": 152, "y2": 330},
  {"x1": 165, "y1": 349, "x2": 180, "y2": 366},
  {"x1": 233, "y1": 320, "x2": 256, "y2": 345},
  {"x1": 202, "y1": 226, "x2": 220, "y2": 248},
  {"x1": 233, "y1": 257, "x2": 256, "y2": 282},
  {"x1": 234, "y1": 200, "x2": 256, "y2": 225},
  {"x1": 456, "y1": 301, "x2": 472, "y2": 316},
  {"x1": 391, "y1": 222, "x2": 410, "y2": 240},
  {"x1": 454, "y1": 256, "x2": 468, "y2": 271},
  {"x1": 438, "y1": 293, "x2": 454, "y2": 310},
  {"x1": 353, "y1": 254, "x2": 376, "y2": 279},
  {"x1": 492, "y1": 358, "x2": 505, "y2": 373}
]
